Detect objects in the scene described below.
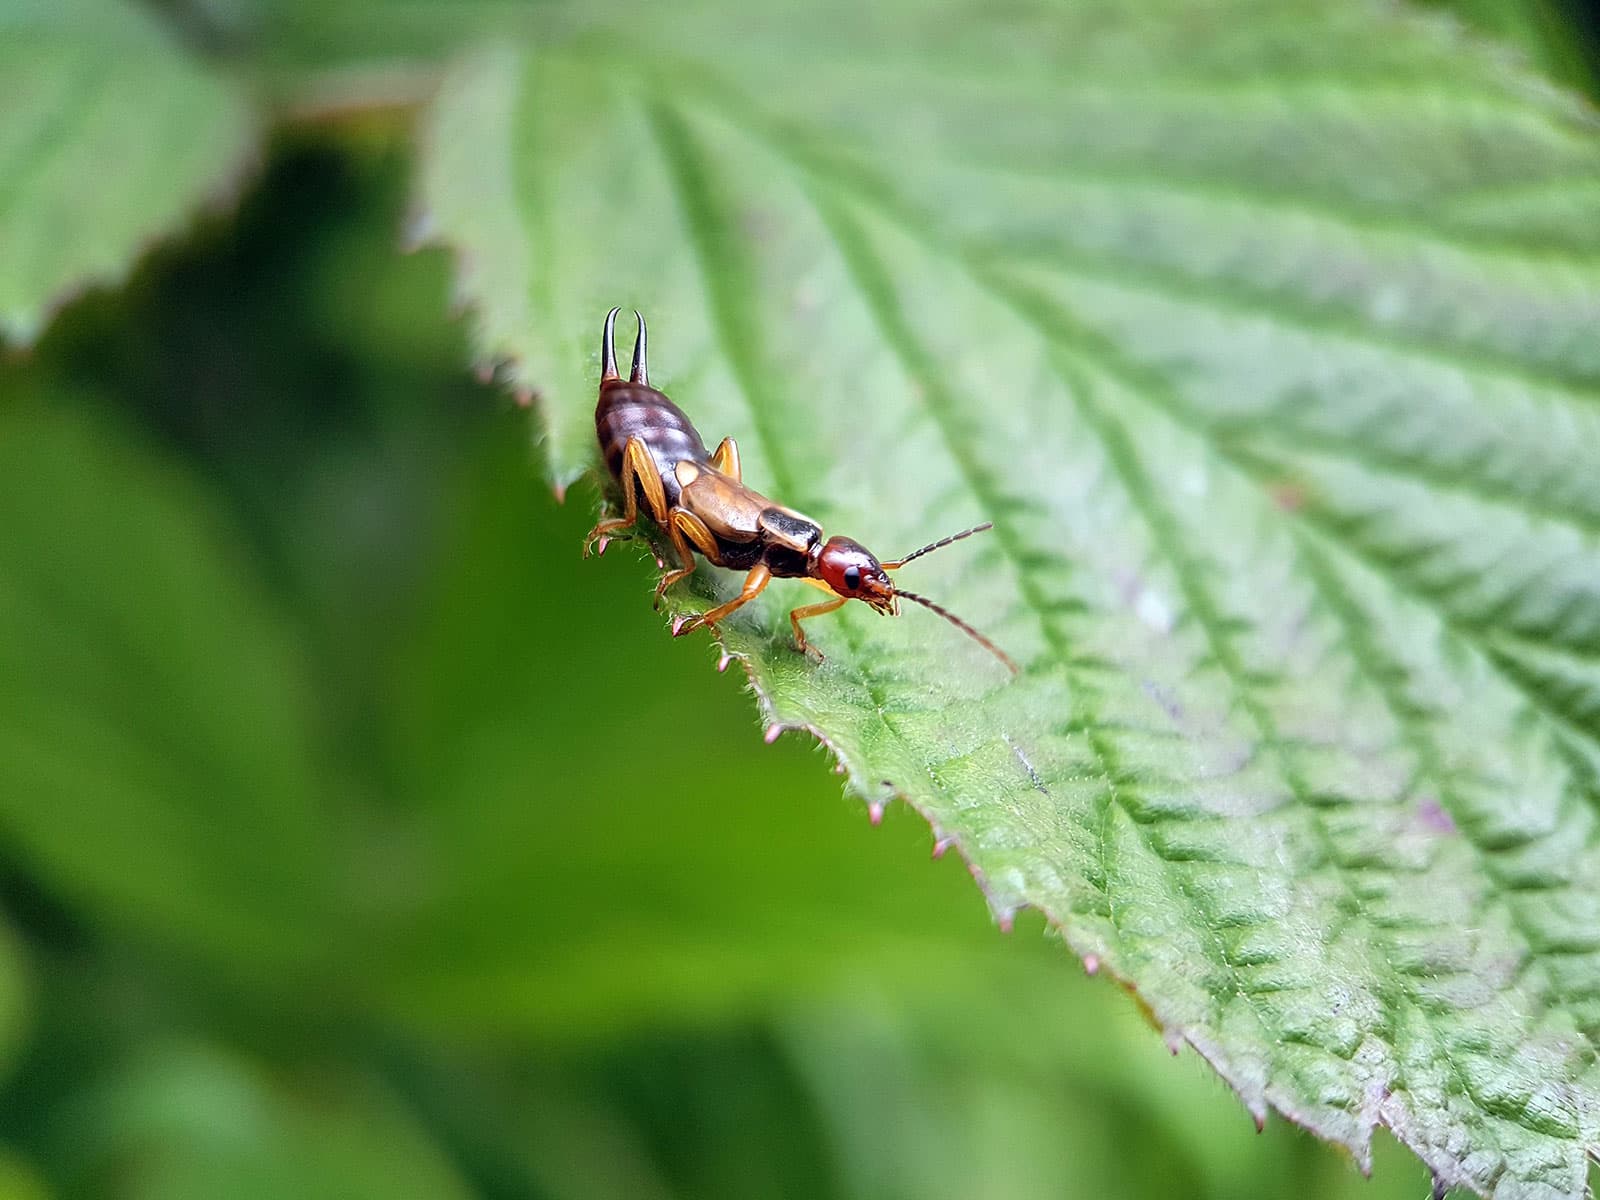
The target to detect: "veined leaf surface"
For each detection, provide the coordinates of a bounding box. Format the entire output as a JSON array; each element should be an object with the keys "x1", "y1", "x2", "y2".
[{"x1": 415, "y1": 2, "x2": 1600, "y2": 1195}]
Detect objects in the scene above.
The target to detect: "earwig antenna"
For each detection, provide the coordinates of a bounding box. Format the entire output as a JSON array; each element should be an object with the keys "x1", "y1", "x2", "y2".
[
  {"x1": 894, "y1": 588, "x2": 1018, "y2": 675},
  {"x1": 883, "y1": 522, "x2": 994, "y2": 571},
  {"x1": 601, "y1": 306, "x2": 621, "y2": 381},
  {"x1": 630, "y1": 311, "x2": 648, "y2": 385}
]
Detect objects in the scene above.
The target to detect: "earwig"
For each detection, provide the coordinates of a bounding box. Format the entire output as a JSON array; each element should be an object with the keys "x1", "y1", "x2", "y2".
[{"x1": 584, "y1": 308, "x2": 1017, "y2": 675}]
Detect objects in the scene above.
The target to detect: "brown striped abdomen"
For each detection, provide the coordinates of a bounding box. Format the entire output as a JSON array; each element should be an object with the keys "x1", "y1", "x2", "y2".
[{"x1": 595, "y1": 380, "x2": 710, "y2": 510}]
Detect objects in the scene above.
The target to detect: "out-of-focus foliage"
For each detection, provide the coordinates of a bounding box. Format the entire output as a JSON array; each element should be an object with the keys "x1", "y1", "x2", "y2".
[
  {"x1": 0, "y1": 0, "x2": 256, "y2": 343},
  {"x1": 1, "y1": 1, "x2": 1598, "y2": 1197}
]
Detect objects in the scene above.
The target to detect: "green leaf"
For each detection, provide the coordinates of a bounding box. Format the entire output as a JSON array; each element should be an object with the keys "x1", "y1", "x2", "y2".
[
  {"x1": 0, "y1": 0, "x2": 256, "y2": 344},
  {"x1": 51, "y1": 1042, "x2": 470, "y2": 1200},
  {"x1": 0, "y1": 401, "x2": 337, "y2": 979},
  {"x1": 415, "y1": 2, "x2": 1600, "y2": 1195}
]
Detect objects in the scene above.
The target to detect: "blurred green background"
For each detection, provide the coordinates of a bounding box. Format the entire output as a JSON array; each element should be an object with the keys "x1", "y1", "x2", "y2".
[{"x1": 2, "y1": 4, "x2": 1598, "y2": 1188}]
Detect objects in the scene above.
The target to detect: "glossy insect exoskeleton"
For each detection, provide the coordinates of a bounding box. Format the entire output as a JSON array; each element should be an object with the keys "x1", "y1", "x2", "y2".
[{"x1": 585, "y1": 308, "x2": 1016, "y2": 673}]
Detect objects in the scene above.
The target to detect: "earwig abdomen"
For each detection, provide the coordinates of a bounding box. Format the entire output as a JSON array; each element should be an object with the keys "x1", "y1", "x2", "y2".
[{"x1": 595, "y1": 381, "x2": 709, "y2": 509}]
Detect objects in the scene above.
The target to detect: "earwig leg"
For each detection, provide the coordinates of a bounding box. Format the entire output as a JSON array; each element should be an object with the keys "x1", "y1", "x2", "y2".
[
  {"x1": 674, "y1": 565, "x2": 772, "y2": 638},
  {"x1": 583, "y1": 518, "x2": 629, "y2": 559},
  {"x1": 656, "y1": 507, "x2": 718, "y2": 607},
  {"x1": 583, "y1": 437, "x2": 669, "y2": 556},
  {"x1": 789, "y1": 595, "x2": 848, "y2": 662},
  {"x1": 672, "y1": 508, "x2": 721, "y2": 559},
  {"x1": 709, "y1": 436, "x2": 742, "y2": 481}
]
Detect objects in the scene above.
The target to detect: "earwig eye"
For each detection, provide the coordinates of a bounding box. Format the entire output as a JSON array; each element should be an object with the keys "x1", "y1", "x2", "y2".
[{"x1": 844, "y1": 566, "x2": 861, "y2": 589}]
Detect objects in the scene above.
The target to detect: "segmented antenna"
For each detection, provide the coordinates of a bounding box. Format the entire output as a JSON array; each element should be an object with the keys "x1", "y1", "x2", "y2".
[
  {"x1": 894, "y1": 588, "x2": 1018, "y2": 675},
  {"x1": 883, "y1": 522, "x2": 993, "y2": 570}
]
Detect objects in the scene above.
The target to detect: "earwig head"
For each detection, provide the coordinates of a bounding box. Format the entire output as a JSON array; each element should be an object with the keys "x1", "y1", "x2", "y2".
[
  {"x1": 817, "y1": 521, "x2": 1018, "y2": 673},
  {"x1": 600, "y1": 307, "x2": 649, "y2": 386},
  {"x1": 815, "y1": 537, "x2": 897, "y2": 614}
]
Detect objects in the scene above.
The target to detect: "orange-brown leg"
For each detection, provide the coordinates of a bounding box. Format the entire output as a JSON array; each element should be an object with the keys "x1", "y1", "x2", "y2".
[
  {"x1": 789, "y1": 595, "x2": 847, "y2": 660},
  {"x1": 655, "y1": 507, "x2": 719, "y2": 607},
  {"x1": 584, "y1": 437, "x2": 668, "y2": 556},
  {"x1": 674, "y1": 565, "x2": 772, "y2": 638},
  {"x1": 709, "y1": 436, "x2": 741, "y2": 480}
]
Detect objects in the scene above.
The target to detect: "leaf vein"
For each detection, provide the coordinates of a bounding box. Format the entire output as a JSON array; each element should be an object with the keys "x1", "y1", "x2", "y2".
[
  {"x1": 1291, "y1": 529, "x2": 1599, "y2": 1057},
  {"x1": 1007, "y1": 246, "x2": 1600, "y2": 407}
]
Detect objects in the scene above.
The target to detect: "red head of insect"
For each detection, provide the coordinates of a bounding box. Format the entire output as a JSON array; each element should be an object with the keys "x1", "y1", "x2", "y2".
[
  {"x1": 810, "y1": 522, "x2": 1018, "y2": 674},
  {"x1": 815, "y1": 537, "x2": 898, "y2": 614}
]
